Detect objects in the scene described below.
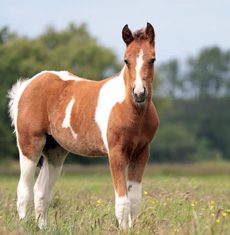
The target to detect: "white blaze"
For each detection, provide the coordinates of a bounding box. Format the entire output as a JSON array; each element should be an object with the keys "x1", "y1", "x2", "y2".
[
  {"x1": 62, "y1": 98, "x2": 77, "y2": 139},
  {"x1": 134, "y1": 49, "x2": 144, "y2": 95}
]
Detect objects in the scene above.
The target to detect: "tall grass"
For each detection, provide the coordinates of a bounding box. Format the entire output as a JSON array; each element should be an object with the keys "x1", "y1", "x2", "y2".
[{"x1": 0, "y1": 163, "x2": 230, "y2": 234}]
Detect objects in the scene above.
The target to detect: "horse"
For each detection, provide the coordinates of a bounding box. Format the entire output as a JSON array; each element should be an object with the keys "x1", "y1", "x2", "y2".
[{"x1": 8, "y1": 22, "x2": 159, "y2": 230}]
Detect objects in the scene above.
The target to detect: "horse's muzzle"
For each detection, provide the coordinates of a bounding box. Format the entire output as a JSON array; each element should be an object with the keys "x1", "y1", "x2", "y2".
[{"x1": 133, "y1": 87, "x2": 146, "y2": 103}]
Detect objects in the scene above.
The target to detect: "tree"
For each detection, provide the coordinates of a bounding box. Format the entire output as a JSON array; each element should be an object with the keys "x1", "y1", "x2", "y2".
[
  {"x1": 157, "y1": 59, "x2": 183, "y2": 98},
  {"x1": 150, "y1": 123, "x2": 197, "y2": 162},
  {"x1": 186, "y1": 47, "x2": 230, "y2": 98},
  {"x1": 152, "y1": 97, "x2": 230, "y2": 161},
  {"x1": 157, "y1": 47, "x2": 230, "y2": 99}
]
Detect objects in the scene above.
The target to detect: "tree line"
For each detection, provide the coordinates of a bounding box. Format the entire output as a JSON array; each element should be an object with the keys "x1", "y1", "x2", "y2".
[
  {"x1": 151, "y1": 47, "x2": 230, "y2": 162},
  {"x1": 0, "y1": 23, "x2": 229, "y2": 164}
]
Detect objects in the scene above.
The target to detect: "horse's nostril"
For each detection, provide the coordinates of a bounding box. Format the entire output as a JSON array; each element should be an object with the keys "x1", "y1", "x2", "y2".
[{"x1": 138, "y1": 87, "x2": 146, "y2": 97}]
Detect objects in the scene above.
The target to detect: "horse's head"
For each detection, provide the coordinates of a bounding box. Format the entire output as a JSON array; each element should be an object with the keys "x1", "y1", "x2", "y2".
[{"x1": 122, "y1": 23, "x2": 155, "y2": 104}]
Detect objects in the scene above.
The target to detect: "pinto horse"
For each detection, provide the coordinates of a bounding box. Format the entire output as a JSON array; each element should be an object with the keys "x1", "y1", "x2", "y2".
[{"x1": 8, "y1": 22, "x2": 159, "y2": 229}]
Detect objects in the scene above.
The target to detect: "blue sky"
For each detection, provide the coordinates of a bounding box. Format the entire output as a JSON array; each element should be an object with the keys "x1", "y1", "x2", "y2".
[{"x1": 1, "y1": 0, "x2": 230, "y2": 64}]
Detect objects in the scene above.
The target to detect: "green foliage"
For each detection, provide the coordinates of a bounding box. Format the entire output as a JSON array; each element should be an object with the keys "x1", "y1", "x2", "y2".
[
  {"x1": 195, "y1": 137, "x2": 223, "y2": 162},
  {"x1": 187, "y1": 47, "x2": 230, "y2": 98},
  {"x1": 152, "y1": 47, "x2": 230, "y2": 162},
  {"x1": 151, "y1": 96, "x2": 230, "y2": 162},
  {"x1": 157, "y1": 47, "x2": 230, "y2": 99},
  {"x1": 157, "y1": 59, "x2": 183, "y2": 98},
  {"x1": 150, "y1": 124, "x2": 196, "y2": 162}
]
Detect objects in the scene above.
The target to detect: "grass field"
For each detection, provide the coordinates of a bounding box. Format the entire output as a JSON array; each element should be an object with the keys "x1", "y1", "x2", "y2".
[{"x1": 1, "y1": 162, "x2": 230, "y2": 234}]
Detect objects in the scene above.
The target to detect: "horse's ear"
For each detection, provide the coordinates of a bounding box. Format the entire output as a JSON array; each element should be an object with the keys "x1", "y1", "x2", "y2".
[
  {"x1": 122, "y1": 24, "x2": 134, "y2": 46},
  {"x1": 144, "y1": 22, "x2": 155, "y2": 46}
]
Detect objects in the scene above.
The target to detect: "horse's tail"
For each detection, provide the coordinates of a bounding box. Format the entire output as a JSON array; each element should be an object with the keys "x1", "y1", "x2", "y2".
[{"x1": 8, "y1": 79, "x2": 29, "y2": 129}]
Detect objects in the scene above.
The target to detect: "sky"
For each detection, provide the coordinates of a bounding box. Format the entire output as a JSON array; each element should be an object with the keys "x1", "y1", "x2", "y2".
[{"x1": 1, "y1": 0, "x2": 230, "y2": 64}]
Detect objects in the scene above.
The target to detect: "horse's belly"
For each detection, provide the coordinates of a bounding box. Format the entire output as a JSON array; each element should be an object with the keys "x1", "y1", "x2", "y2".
[{"x1": 50, "y1": 126, "x2": 107, "y2": 157}]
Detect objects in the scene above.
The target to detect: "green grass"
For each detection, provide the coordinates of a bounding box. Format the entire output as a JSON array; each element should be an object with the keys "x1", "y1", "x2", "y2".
[{"x1": 1, "y1": 164, "x2": 230, "y2": 234}]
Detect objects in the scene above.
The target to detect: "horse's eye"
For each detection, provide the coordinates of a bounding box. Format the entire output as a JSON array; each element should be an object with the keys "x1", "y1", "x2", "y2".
[
  {"x1": 149, "y1": 58, "x2": 156, "y2": 64},
  {"x1": 124, "y1": 59, "x2": 129, "y2": 65}
]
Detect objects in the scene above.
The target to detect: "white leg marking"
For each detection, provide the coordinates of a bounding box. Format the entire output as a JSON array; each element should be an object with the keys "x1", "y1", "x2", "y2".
[
  {"x1": 134, "y1": 49, "x2": 144, "y2": 95},
  {"x1": 17, "y1": 151, "x2": 38, "y2": 219},
  {"x1": 34, "y1": 158, "x2": 63, "y2": 229},
  {"x1": 115, "y1": 191, "x2": 131, "y2": 230},
  {"x1": 95, "y1": 67, "x2": 126, "y2": 151},
  {"x1": 62, "y1": 98, "x2": 77, "y2": 139},
  {"x1": 127, "y1": 181, "x2": 142, "y2": 227}
]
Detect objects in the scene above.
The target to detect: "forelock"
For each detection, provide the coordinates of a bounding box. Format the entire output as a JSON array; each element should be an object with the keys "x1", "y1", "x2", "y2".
[{"x1": 133, "y1": 28, "x2": 145, "y2": 41}]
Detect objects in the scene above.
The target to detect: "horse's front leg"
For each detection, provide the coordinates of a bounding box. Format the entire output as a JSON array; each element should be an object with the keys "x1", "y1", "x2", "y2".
[
  {"x1": 127, "y1": 145, "x2": 150, "y2": 227},
  {"x1": 109, "y1": 148, "x2": 130, "y2": 230}
]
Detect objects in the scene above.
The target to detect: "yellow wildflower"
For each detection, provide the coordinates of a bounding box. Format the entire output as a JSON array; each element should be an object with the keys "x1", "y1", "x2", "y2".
[
  {"x1": 216, "y1": 219, "x2": 220, "y2": 223},
  {"x1": 166, "y1": 197, "x2": 170, "y2": 201},
  {"x1": 211, "y1": 213, "x2": 215, "y2": 216},
  {"x1": 222, "y1": 212, "x2": 227, "y2": 217},
  {"x1": 156, "y1": 200, "x2": 158, "y2": 203},
  {"x1": 152, "y1": 201, "x2": 155, "y2": 204},
  {"x1": 226, "y1": 209, "x2": 230, "y2": 212},
  {"x1": 0, "y1": 216, "x2": 2, "y2": 219},
  {"x1": 211, "y1": 201, "x2": 215, "y2": 204},
  {"x1": 191, "y1": 203, "x2": 195, "y2": 207},
  {"x1": 97, "y1": 200, "x2": 101, "y2": 204},
  {"x1": 210, "y1": 205, "x2": 214, "y2": 210},
  {"x1": 144, "y1": 191, "x2": 148, "y2": 195}
]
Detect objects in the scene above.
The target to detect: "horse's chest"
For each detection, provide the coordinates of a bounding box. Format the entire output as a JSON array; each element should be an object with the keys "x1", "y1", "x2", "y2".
[{"x1": 107, "y1": 107, "x2": 156, "y2": 151}]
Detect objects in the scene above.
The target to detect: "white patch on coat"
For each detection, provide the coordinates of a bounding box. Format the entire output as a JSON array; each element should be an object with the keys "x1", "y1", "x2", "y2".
[
  {"x1": 95, "y1": 67, "x2": 126, "y2": 152},
  {"x1": 134, "y1": 49, "x2": 144, "y2": 95},
  {"x1": 62, "y1": 98, "x2": 77, "y2": 139},
  {"x1": 115, "y1": 191, "x2": 131, "y2": 230},
  {"x1": 50, "y1": 71, "x2": 84, "y2": 81},
  {"x1": 127, "y1": 181, "x2": 142, "y2": 227}
]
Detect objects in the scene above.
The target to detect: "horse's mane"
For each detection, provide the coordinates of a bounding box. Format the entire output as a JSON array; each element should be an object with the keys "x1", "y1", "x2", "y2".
[{"x1": 133, "y1": 28, "x2": 145, "y2": 41}]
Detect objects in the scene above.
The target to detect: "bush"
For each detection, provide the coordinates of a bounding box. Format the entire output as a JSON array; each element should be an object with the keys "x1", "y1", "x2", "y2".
[{"x1": 150, "y1": 124, "x2": 197, "y2": 162}]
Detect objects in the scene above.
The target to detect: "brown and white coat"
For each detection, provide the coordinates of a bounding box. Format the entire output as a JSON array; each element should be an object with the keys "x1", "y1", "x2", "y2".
[{"x1": 8, "y1": 23, "x2": 159, "y2": 229}]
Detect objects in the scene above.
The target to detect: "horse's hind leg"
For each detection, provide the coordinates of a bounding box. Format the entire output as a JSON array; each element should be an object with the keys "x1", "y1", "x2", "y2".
[
  {"x1": 34, "y1": 135, "x2": 68, "y2": 228},
  {"x1": 17, "y1": 134, "x2": 46, "y2": 220}
]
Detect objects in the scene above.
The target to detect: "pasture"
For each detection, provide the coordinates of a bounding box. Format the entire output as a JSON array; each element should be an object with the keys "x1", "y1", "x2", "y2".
[{"x1": 1, "y1": 163, "x2": 230, "y2": 234}]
